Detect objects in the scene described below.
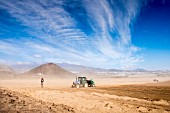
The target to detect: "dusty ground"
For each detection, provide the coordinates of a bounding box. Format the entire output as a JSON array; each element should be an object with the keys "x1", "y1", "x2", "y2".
[
  {"x1": 0, "y1": 88, "x2": 75, "y2": 113},
  {"x1": 0, "y1": 75, "x2": 170, "y2": 113}
]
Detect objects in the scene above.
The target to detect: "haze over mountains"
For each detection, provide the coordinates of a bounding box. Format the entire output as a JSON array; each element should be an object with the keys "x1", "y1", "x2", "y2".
[
  {"x1": 11, "y1": 62, "x2": 149, "y2": 73},
  {"x1": 58, "y1": 63, "x2": 154, "y2": 73},
  {"x1": 1, "y1": 63, "x2": 76, "y2": 78},
  {"x1": 57, "y1": 63, "x2": 121, "y2": 73},
  {"x1": 11, "y1": 63, "x2": 38, "y2": 73},
  {"x1": 0, "y1": 64, "x2": 15, "y2": 76},
  {"x1": 1, "y1": 62, "x2": 170, "y2": 79}
]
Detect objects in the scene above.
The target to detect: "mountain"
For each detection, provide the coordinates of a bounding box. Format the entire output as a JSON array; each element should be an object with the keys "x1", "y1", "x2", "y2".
[
  {"x1": 11, "y1": 63, "x2": 38, "y2": 73},
  {"x1": 22, "y1": 63, "x2": 75, "y2": 77},
  {"x1": 132, "y1": 68, "x2": 148, "y2": 72},
  {"x1": 57, "y1": 63, "x2": 105, "y2": 73},
  {"x1": 57, "y1": 63, "x2": 122, "y2": 73},
  {"x1": 0, "y1": 64, "x2": 15, "y2": 77},
  {"x1": 12, "y1": 62, "x2": 149, "y2": 75},
  {"x1": 57, "y1": 63, "x2": 149, "y2": 73}
]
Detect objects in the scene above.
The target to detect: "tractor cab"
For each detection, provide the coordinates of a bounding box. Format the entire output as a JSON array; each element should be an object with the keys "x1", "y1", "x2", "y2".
[
  {"x1": 78, "y1": 77, "x2": 87, "y2": 84},
  {"x1": 72, "y1": 77, "x2": 95, "y2": 88}
]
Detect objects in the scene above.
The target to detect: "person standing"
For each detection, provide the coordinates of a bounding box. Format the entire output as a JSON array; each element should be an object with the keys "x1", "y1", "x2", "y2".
[{"x1": 41, "y1": 78, "x2": 44, "y2": 88}]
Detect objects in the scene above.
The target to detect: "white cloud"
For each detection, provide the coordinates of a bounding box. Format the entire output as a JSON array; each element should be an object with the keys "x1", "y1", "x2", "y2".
[
  {"x1": 0, "y1": 0, "x2": 145, "y2": 69},
  {"x1": 33, "y1": 54, "x2": 42, "y2": 58},
  {"x1": 17, "y1": 61, "x2": 31, "y2": 65}
]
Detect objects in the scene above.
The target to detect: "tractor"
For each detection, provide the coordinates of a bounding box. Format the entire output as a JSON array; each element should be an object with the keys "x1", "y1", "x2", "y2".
[{"x1": 72, "y1": 77, "x2": 95, "y2": 88}]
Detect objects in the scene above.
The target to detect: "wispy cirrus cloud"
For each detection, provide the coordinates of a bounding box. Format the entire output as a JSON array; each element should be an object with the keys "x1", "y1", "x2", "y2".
[{"x1": 0, "y1": 0, "x2": 146, "y2": 69}]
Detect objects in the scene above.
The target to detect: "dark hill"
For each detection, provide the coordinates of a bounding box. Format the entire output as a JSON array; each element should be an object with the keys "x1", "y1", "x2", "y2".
[{"x1": 23, "y1": 63, "x2": 75, "y2": 78}]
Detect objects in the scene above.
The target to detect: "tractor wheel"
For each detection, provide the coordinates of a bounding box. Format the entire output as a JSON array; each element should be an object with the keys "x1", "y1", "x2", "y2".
[
  {"x1": 76, "y1": 84, "x2": 80, "y2": 88},
  {"x1": 84, "y1": 83, "x2": 88, "y2": 87},
  {"x1": 92, "y1": 84, "x2": 95, "y2": 87},
  {"x1": 71, "y1": 85, "x2": 73, "y2": 88}
]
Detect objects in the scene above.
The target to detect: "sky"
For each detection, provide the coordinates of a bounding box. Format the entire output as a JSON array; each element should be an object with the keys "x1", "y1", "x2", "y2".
[{"x1": 0, "y1": 0, "x2": 170, "y2": 70}]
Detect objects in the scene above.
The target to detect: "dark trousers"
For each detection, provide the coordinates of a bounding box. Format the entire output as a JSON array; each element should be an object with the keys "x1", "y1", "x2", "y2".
[{"x1": 41, "y1": 82, "x2": 43, "y2": 88}]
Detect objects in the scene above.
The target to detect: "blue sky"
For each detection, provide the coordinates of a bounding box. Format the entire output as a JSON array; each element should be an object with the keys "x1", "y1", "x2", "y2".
[{"x1": 0, "y1": 0, "x2": 170, "y2": 70}]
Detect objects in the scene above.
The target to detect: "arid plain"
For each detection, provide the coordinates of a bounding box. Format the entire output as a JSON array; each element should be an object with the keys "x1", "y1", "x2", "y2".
[{"x1": 0, "y1": 75, "x2": 170, "y2": 113}]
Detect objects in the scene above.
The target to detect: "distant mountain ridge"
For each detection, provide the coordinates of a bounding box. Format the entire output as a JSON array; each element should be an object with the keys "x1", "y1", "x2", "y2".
[
  {"x1": 10, "y1": 62, "x2": 150, "y2": 74},
  {"x1": 11, "y1": 63, "x2": 38, "y2": 73},
  {"x1": 57, "y1": 63, "x2": 148, "y2": 73},
  {"x1": 57, "y1": 63, "x2": 108, "y2": 73},
  {"x1": 0, "y1": 64, "x2": 15, "y2": 76}
]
